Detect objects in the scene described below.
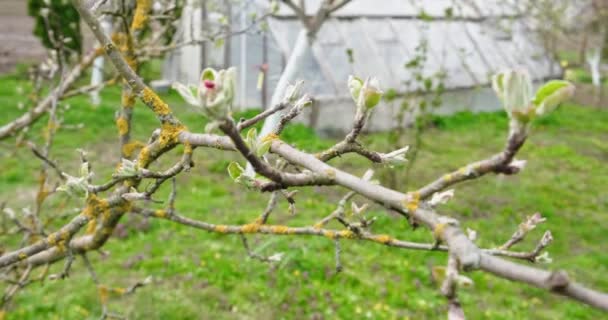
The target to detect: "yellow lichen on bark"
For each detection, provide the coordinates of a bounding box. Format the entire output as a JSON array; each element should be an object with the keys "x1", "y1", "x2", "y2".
[
  {"x1": 86, "y1": 218, "x2": 97, "y2": 234},
  {"x1": 83, "y1": 194, "x2": 110, "y2": 219},
  {"x1": 111, "y1": 32, "x2": 129, "y2": 52},
  {"x1": 240, "y1": 223, "x2": 257, "y2": 233},
  {"x1": 47, "y1": 233, "x2": 57, "y2": 245},
  {"x1": 159, "y1": 123, "x2": 186, "y2": 147},
  {"x1": 36, "y1": 172, "x2": 48, "y2": 207},
  {"x1": 125, "y1": 56, "x2": 138, "y2": 70},
  {"x1": 98, "y1": 285, "x2": 109, "y2": 305},
  {"x1": 131, "y1": 0, "x2": 152, "y2": 32},
  {"x1": 42, "y1": 120, "x2": 60, "y2": 141},
  {"x1": 403, "y1": 192, "x2": 420, "y2": 212},
  {"x1": 121, "y1": 91, "x2": 136, "y2": 108},
  {"x1": 36, "y1": 189, "x2": 49, "y2": 208},
  {"x1": 183, "y1": 142, "x2": 193, "y2": 155},
  {"x1": 270, "y1": 225, "x2": 291, "y2": 235},
  {"x1": 241, "y1": 224, "x2": 260, "y2": 234},
  {"x1": 118, "y1": 200, "x2": 133, "y2": 214},
  {"x1": 138, "y1": 146, "x2": 151, "y2": 167},
  {"x1": 113, "y1": 287, "x2": 127, "y2": 295},
  {"x1": 433, "y1": 223, "x2": 447, "y2": 241},
  {"x1": 111, "y1": 32, "x2": 137, "y2": 69},
  {"x1": 59, "y1": 230, "x2": 69, "y2": 241},
  {"x1": 374, "y1": 234, "x2": 392, "y2": 244},
  {"x1": 323, "y1": 230, "x2": 336, "y2": 239},
  {"x1": 141, "y1": 87, "x2": 170, "y2": 116},
  {"x1": 261, "y1": 133, "x2": 280, "y2": 143},
  {"x1": 338, "y1": 230, "x2": 356, "y2": 239},
  {"x1": 214, "y1": 225, "x2": 228, "y2": 233},
  {"x1": 154, "y1": 209, "x2": 167, "y2": 218},
  {"x1": 122, "y1": 141, "x2": 145, "y2": 158},
  {"x1": 56, "y1": 231, "x2": 69, "y2": 253},
  {"x1": 93, "y1": 46, "x2": 105, "y2": 57},
  {"x1": 116, "y1": 116, "x2": 129, "y2": 136}
]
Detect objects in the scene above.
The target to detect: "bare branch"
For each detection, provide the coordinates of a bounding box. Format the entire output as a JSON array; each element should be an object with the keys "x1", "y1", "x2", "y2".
[
  {"x1": 499, "y1": 212, "x2": 547, "y2": 250},
  {"x1": 416, "y1": 124, "x2": 528, "y2": 200},
  {"x1": 480, "y1": 254, "x2": 608, "y2": 310},
  {"x1": 28, "y1": 142, "x2": 65, "y2": 181},
  {"x1": 258, "y1": 191, "x2": 280, "y2": 224},
  {"x1": 237, "y1": 102, "x2": 289, "y2": 131},
  {"x1": 0, "y1": 49, "x2": 100, "y2": 140}
]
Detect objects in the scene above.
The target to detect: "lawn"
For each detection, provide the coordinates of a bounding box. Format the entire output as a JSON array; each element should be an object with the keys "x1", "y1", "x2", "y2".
[{"x1": 1, "y1": 72, "x2": 607, "y2": 319}]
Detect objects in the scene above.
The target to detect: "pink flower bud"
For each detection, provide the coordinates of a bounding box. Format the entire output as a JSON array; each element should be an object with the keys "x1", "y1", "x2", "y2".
[{"x1": 204, "y1": 80, "x2": 216, "y2": 90}]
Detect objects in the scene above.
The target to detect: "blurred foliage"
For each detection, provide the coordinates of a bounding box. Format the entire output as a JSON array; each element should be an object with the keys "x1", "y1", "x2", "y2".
[{"x1": 27, "y1": 0, "x2": 82, "y2": 58}]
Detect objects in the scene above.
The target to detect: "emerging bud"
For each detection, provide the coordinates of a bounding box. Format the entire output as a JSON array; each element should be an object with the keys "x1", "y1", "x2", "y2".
[
  {"x1": 361, "y1": 77, "x2": 383, "y2": 109},
  {"x1": 268, "y1": 252, "x2": 284, "y2": 262},
  {"x1": 380, "y1": 146, "x2": 409, "y2": 167},
  {"x1": 172, "y1": 82, "x2": 200, "y2": 107},
  {"x1": 456, "y1": 275, "x2": 474, "y2": 288},
  {"x1": 349, "y1": 75, "x2": 384, "y2": 110},
  {"x1": 540, "y1": 230, "x2": 554, "y2": 247},
  {"x1": 121, "y1": 192, "x2": 148, "y2": 202},
  {"x1": 57, "y1": 173, "x2": 89, "y2": 197},
  {"x1": 293, "y1": 94, "x2": 312, "y2": 111},
  {"x1": 348, "y1": 75, "x2": 363, "y2": 104},
  {"x1": 429, "y1": 189, "x2": 455, "y2": 207},
  {"x1": 114, "y1": 159, "x2": 140, "y2": 178},
  {"x1": 173, "y1": 67, "x2": 237, "y2": 119},
  {"x1": 361, "y1": 169, "x2": 374, "y2": 181},
  {"x1": 466, "y1": 228, "x2": 477, "y2": 241},
  {"x1": 351, "y1": 202, "x2": 369, "y2": 216},
  {"x1": 269, "y1": 0, "x2": 280, "y2": 14},
  {"x1": 520, "y1": 212, "x2": 546, "y2": 233},
  {"x1": 283, "y1": 80, "x2": 304, "y2": 103},
  {"x1": 535, "y1": 251, "x2": 552, "y2": 264},
  {"x1": 505, "y1": 159, "x2": 527, "y2": 174},
  {"x1": 39, "y1": 8, "x2": 50, "y2": 18},
  {"x1": 492, "y1": 69, "x2": 534, "y2": 122},
  {"x1": 199, "y1": 67, "x2": 236, "y2": 117},
  {"x1": 492, "y1": 69, "x2": 575, "y2": 124},
  {"x1": 437, "y1": 216, "x2": 460, "y2": 227},
  {"x1": 3, "y1": 207, "x2": 16, "y2": 220},
  {"x1": 80, "y1": 162, "x2": 90, "y2": 178},
  {"x1": 203, "y1": 80, "x2": 216, "y2": 89}
]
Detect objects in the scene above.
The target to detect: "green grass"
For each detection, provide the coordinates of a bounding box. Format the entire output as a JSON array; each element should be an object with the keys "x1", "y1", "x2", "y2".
[{"x1": 1, "y1": 73, "x2": 607, "y2": 319}]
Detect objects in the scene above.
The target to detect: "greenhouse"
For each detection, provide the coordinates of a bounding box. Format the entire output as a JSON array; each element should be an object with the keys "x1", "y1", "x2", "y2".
[{"x1": 163, "y1": 0, "x2": 560, "y2": 132}]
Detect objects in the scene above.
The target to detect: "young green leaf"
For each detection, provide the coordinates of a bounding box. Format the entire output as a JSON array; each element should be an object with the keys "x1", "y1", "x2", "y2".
[
  {"x1": 201, "y1": 68, "x2": 216, "y2": 81},
  {"x1": 347, "y1": 75, "x2": 363, "y2": 104},
  {"x1": 227, "y1": 162, "x2": 244, "y2": 181},
  {"x1": 256, "y1": 140, "x2": 272, "y2": 157},
  {"x1": 246, "y1": 128, "x2": 258, "y2": 149},
  {"x1": 533, "y1": 80, "x2": 575, "y2": 116}
]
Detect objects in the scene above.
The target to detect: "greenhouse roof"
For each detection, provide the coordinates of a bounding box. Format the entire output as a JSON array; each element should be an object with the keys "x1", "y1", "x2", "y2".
[
  {"x1": 263, "y1": 0, "x2": 560, "y2": 98},
  {"x1": 264, "y1": 0, "x2": 525, "y2": 19}
]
